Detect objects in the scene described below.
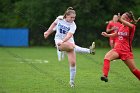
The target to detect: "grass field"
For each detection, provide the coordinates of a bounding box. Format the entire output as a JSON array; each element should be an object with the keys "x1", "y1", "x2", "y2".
[{"x1": 0, "y1": 47, "x2": 140, "y2": 93}]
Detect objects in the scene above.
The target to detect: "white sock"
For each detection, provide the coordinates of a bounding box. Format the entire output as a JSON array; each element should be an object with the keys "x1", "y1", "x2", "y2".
[
  {"x1": 57, "y1": 49, "x2": 65, "y2": 61},
  {"x1": 61, "y1": 51, "x2": 65, "y2": 60},
  {"x1": 70, "y1": 66, "x2": 76, "y2": 83},
  {"x1": 75, "y1": 45, "x2": 90, "y2": 54},
  {"x1": 57, "y1": 49, "x2": 61, "y2": 61}
]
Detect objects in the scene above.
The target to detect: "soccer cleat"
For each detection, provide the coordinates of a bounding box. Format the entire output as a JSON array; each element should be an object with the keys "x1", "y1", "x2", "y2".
[
  {"x1": 69, "y1": 81, "x2": 75, "y2": 88},
  {"x1": 90, "y1": 42, "x2": 95, "y2": 55},
  {"x1": 101, "y1": 76, "x2": 108, "y2": 82}
]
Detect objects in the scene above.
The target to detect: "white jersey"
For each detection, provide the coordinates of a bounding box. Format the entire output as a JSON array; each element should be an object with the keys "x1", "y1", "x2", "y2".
[{"x1": 54, "y1": 19, "x2": 76, "y2": 43}]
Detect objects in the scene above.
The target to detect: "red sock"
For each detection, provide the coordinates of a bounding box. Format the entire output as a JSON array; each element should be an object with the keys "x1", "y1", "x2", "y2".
[
  {"x1": 132, "y1": 69, "x2": 140, "y2": 80},
  {"x1": 102, "y1": 59, "x2": 110, "y2": 77}
]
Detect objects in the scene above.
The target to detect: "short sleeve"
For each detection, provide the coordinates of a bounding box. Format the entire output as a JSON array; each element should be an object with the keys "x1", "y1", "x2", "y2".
[
  {"x1": 54, "y1": 19, "x2": 59, "y2": 24},
  {"x1": 69, "y1": 22, "x2": 76, "y2": 34},
  {"x1": 106, "y1": 21, "x2": 112, "y2": 30}
]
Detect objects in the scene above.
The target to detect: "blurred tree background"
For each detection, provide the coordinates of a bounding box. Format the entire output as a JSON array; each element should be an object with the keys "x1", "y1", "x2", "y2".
[{"x1": 0, "y1": 0, "x2": 140, "y2": 47}]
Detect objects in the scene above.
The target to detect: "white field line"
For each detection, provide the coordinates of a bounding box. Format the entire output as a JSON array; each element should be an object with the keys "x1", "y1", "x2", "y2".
[{"x1": 15, "y1": 58, "x2": 49, "y2": 63}]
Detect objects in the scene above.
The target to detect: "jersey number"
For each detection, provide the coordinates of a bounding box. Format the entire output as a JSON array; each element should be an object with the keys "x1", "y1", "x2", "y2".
[
  {"x1": 60, "y1": 29, "x2": 66, "y2": 34},
  {"x1": 118, "y1": 36, "x2": 123, "y2": 40}
]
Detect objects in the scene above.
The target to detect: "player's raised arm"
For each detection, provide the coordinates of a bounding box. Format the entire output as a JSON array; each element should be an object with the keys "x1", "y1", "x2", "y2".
[
  {"x1": 118, "y1": 11, "x2": 139, "y2": 28},
  {"x1": 44, "y1": 21, "x2": 57, "y2": 39}
]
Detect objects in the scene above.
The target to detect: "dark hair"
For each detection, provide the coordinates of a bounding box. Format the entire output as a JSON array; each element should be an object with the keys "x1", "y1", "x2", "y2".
[
  {"x1": 126, "y1": 11, "x2": 140, "y2": 24},
  {"x1": 63, "y1": 7, "x2": 76, "y2": 18}
]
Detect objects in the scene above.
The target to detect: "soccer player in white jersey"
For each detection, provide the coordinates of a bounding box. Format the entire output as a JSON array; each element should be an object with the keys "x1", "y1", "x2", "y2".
[
  {"x1": 54, "y1": 15, "x2": 95, "y2": 61},
  {"x1": 44, "y1": 7, "x2": 95, "y2": 87}
]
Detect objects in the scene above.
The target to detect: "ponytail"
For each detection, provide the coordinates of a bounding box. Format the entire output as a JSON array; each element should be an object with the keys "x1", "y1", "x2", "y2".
[
  {"x1": 67, "y1": 7, "x2": 74, "y2": 11},
  {"x1": 127, "y1": 11, "x2": 140, "y2": 24},
  {"x1": 63, "y1": 7, "x2": 76, "y2": 19}
]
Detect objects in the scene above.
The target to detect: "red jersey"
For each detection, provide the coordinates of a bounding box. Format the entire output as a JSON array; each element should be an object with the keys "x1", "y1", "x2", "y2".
[
  {"x1": 106, "y1": 21, "x2": 121, "y2": 33},
  {"x1": 106, "y1": 21, "x2": 121, "y2": 40},
  {"x1": 114, "y1": 24, "x2": 136, "y2": 52}
]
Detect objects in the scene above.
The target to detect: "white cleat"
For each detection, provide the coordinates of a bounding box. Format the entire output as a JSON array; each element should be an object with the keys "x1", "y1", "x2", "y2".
[
  {"x1": 90, "y1": 42, "x2": 95, "y2": 55},
  {"x1": 69, "y1": 81, "x2": 75, "y2": 88}
]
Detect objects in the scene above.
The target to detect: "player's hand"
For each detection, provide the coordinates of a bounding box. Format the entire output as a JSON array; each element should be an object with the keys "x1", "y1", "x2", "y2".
[
  {"x1": 57, "y1": 41, "x2": 63, "y2": 46},
  {"x1": 118, "y1": 13, "x2": 121, "y2": 20},
  {"x1": 57, "y1": 40, "x2": 65, "y2": 46},
  {"x1": 44, "y1": 31, "x2": 49, "y2": 39},
  {"x1": 101, "y1": 32, "x2": 108, "y2": 37}
]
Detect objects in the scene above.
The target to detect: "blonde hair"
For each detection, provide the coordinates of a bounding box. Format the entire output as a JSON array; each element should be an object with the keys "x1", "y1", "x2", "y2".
[{"x1": 63, "y1": 7, "x2": 76, "y2": 19}]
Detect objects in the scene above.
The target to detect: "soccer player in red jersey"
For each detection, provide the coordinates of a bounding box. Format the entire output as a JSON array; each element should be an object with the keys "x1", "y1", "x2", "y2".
[
  {"x1": 106, "y1": 15, "x2": 121, "y2": 48},
  {"x1": 101, "y1": 11, "x2": 140, "y2": 82}
]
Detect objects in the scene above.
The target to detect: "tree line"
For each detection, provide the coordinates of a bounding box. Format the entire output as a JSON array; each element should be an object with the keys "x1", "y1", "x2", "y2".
[{"x1": 0, "y1": 0, "x2": 140, "y2": 47}]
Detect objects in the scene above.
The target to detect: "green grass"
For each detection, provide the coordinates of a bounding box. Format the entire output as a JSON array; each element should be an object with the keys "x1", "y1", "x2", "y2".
[{"x1": 0, "y1": 47, "x2": 140, "y2": 93}]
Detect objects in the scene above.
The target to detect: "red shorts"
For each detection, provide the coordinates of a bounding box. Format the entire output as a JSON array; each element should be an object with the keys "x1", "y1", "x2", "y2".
[
  {"x1": 109, "y1": 37, "x2": 116, "y2": 45},
  {"x1": 113, "y1": 49, "x2": 134, "y2": 61}
]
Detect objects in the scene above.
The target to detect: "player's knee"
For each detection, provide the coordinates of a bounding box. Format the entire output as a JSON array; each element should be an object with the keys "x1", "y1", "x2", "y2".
[
  {"x1": 70, "y1": 61, "x2": 76, "y2": 67},
  {"x1": 67, "y1": 42, "x2": 75, "y2": 50},
  {"x1": 104, "y1": 55, "x2": 111, "y2": 60}
]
